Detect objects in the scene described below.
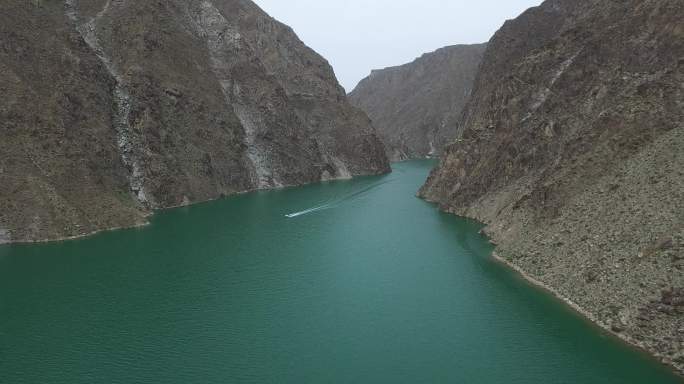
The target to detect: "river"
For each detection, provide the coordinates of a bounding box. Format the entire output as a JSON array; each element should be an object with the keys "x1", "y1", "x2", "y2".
[{"x1": 0, "y1": 160, "x2": 680, "y2": 383}]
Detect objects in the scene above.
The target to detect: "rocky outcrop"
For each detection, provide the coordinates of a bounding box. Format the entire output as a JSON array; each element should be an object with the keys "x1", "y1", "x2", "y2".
[
  {"x1": 0, "y1": 0, "x2": 389, "y2": 243},
  {"x1": 419, "y1": 0, "x2": 683, "y2": 374},
  {"x1": 349, "y1": 44, "x2": 486, "y2": 161}
]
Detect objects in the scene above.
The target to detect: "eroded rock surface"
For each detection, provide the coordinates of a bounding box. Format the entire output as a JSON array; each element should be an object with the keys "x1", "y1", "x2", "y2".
[
  {"x1": 419, "y1": 0, "x2": 683, "y2": 373},
  {"x1": 0, "y1": 0, "x2": 389, "y2": 243},
  {"x1": 349, "y1": 44, "x2": 486, "y2": 161}
]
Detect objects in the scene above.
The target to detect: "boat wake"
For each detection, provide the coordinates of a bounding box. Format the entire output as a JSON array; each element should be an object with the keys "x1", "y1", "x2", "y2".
[
  {"x1": 285, "y1": 203, "x2": 333, "y2": 218},
  {"x1": 285, "y1": 179, "x2": 393, "y2": 218}
]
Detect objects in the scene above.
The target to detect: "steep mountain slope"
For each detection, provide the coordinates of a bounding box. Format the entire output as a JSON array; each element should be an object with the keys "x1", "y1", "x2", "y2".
[
  {"x1": 0, "y1": 0, "x2": 389, "y2": 244},
  {"x1": 349, "y1": 44, "x2": 486, "y2": 161},
  {"x1": 419, "y1": 0, "x2": 683, "y2": 373}
]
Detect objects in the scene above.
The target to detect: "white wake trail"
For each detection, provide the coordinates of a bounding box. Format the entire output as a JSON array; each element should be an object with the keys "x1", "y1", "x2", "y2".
[
  {"x1": 284, "y1": 178, "x2": 395, "y2": 219},
  {"x1": 285, "y1": 204, "x2": 333, "y2": 218}
]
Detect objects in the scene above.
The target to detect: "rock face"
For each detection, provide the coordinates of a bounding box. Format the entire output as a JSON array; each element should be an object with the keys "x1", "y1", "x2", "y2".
[
  {"x1": 419, "y1": 0, "x2": 683, "y2": 374},
  {"x1": 0, "y1": 0, "x2": 389, "y2": 243},
  {"x1": 349, "y1": 44, "x2": 486, "y2": 161}
]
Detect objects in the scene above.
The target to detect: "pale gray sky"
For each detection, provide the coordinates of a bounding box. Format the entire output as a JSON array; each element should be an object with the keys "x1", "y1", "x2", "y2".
[{"x1": 253, "y1": 0, "x2": 543, "y2": 92}]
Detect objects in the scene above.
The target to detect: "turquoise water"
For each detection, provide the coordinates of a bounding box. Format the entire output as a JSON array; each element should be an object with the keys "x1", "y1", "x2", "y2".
[{"x1": 0, "y1": 160, "x2": 680, "y2": 383}]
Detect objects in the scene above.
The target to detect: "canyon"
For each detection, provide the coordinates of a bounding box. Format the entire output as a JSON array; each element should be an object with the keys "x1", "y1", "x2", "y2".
[{"x1": 1, "y1": 0, "x2": 682, "y2": 378}]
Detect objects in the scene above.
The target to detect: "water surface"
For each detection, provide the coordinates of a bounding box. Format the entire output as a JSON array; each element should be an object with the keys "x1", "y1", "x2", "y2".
[{"x1": 0, "y1": 160, "x2": 680, "y2": 383}]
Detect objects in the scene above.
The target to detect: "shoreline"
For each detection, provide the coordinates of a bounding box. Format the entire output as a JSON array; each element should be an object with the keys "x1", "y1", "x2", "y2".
[
  {"x1": 0, "y1": 221, "x2": 152, "y2": 247},
  {"x1": 419, "y1": 196, "x2": 684, "y2": 378},
  {"x1": 491, "y1": 251, "x2": 683, "y2": 379},
  {"x1": 0, "y1": 169, "x2": 392, "y2": 247}
]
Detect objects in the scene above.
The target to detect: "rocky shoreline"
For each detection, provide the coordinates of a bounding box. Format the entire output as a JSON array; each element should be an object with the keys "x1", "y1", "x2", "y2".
[
  {"x1": 490, "y1": 251, "x2": 683, "y2": 377},
  {"x1": 425, "y1": 196, "x2": 684, "y2": 376},
  {"x1": 0, "y1": 171, "x2": 388, "y2": 246},
  {"x1": 0, "y1": 222, "x2": 150, "y2": 246},
  {"x1": 423, "y1": 188, "x2": 684, "y2": 377}
]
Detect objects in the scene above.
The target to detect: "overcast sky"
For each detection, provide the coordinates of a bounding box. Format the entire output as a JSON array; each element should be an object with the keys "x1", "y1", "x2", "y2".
[{"x1": 253, "y1": 0, "x2": 543, "y2": 92}]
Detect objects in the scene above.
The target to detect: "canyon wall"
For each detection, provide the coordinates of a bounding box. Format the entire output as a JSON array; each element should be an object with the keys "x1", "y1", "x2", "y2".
[
  {"x1": 419, "y1": 0, "x2": 683, "y2": 373},
  {"x1": 349, "y1": 44, "x2": 486, "y2": 161},
  {"x1": 0, "y1": 0, "x2": 389, "y2": 243}
]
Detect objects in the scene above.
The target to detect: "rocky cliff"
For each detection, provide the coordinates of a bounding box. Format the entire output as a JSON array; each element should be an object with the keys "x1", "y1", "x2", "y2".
[
  {"x1": 419, "y1": 0, "x2": 683, "y2": 374},
  {"x1": 349, "y1": 44, "x2": 486, "y2": 161},
  {"x1": 0, "y1": 0, "x2": 389, "y2": 244}
]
